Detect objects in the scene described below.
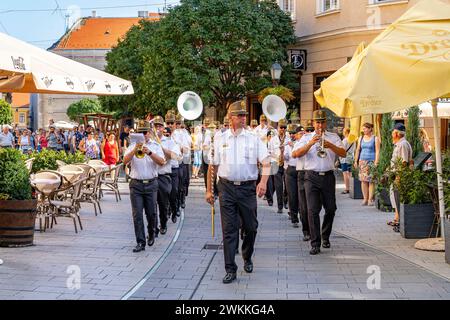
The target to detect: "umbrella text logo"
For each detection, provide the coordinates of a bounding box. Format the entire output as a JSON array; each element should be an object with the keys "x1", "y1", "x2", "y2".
[
  {"x1": 42, "y1": 76, "x2": 53, "y2": 88},
  {"x1": 11, "y1": 56, "x2": 26, "y2": 71},
  {"x1": 85, "y1": 80, "x2": 96, "y2": 91},
  {"x1": 65, "y1": 77, "x2": 75, "y2": 90},
  {"x1": 105, "y1": 81, "x2": 112, "y2": 92},
  {"x1": 120, "y1": 84, "x2": 129, "y2": 93},
  {"x1": 367, "y1": 265, "x2": 381, "y2": 290}
]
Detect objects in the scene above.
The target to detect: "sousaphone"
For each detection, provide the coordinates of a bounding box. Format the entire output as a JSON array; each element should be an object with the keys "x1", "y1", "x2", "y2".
[
  {"x1": 262, "y1": 94, "x2": 287, "y2": 123},
  {"x1": 177, "y1": 91, "x2": 203, "y2": 121}
]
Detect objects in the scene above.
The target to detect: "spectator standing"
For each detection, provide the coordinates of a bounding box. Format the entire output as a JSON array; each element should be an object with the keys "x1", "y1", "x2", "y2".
[{"x1": 340, "y1": 128, "x2": 356, "y2": 194}]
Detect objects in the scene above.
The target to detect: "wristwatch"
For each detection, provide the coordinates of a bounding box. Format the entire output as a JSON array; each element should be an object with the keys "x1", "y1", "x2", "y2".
[{"x1": 147, "y1": 150, "x2": 153, "y2": 156}]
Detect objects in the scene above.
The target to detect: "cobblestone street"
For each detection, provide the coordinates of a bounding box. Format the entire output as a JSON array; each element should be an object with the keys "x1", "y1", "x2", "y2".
[{"x1": 1, "y1": 177, "x2": 449, "y2": 300}]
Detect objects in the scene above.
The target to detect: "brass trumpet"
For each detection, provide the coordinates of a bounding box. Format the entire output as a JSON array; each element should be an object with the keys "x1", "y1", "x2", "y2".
[
  {"x1": 317, "y1": 129, "x2": 328, "y2": 158},
  {"x1": 136, "y1": 143, "x2": 146, "y2": 159}
]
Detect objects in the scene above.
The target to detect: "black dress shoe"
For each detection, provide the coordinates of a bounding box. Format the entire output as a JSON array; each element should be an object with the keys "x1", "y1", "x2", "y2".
[
  {"x1": 277, "y1": 208, "x2": 283, "y2": 214},
  {"x1": 268, "y1": 201, "x2": 273, "y2": 207},
  {"x1": 222, "y1": 272, "x2": 237, "y2": 284},
  {"x1": 172, "y1": 215, "x2": 177, "y2": 224},
  {"x1": 309, "y1": 247, "x2": 321, "y2": 255},
  {"x1": 244, "y1": 260, "x2": 253, "y2": 273},
  {"x1": 176, "y1": 209, "x2": 181, "y2": 217},
  {"x1": 160, "y1": 227, "x2": 167, "y2": 235},
  {"x1": 303, "y1": 234, "x2": 311, "y2": 242},
  {"x1": 284, "y1": 203, "x2": 288, "y2": 209},
  {"x1": 147, "y1": 235, "x2": 155, "y2": 247},
  {"x1": 322, "y1": 240, "x2": 331, "y2": 248},
  {"x1": 133, "y1": 243, "x2": 145, "y2": 253},
  {"x1": 181, "y1": 203, "x2": 186, "y2": 209}
]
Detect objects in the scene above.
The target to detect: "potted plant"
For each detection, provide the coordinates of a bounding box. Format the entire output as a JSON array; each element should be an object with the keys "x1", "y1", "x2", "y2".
[
  {"x1": 441, "y1": 151, "x2": 450, "y2": 264},
  {"x1": 0, "y1": 148, "x2": 37, "y2": 247},
  {"x1": 387, "y1": 159, "x2": 435, "y2": 239},
  {"x1": 373, "y1": 113, "x2": 394, "y2": 211},
  {"x1": 28, "y1": 149, "x2": 85, "y2": 173},
  {"x1": 349, "y1": 166, "x2": 363, "y2": 199}
]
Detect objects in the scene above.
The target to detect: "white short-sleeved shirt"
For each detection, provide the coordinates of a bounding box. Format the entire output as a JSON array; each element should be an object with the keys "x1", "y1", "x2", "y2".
[
  {"x1": 297, "y1": 131, "x2": 344, "y2": 172},
  {"x1": 284, "y1": 143, "x2": 297, "y2": 167},
  {"x1": 292, "y1": 140, "x2": 306, "y2": 171},
  {"x1": 125, "y1": 141, "x2": 165, "y2": 180},
  {"x1": 0, "y1": 132, "x2": 14, "y2": 147},
  {"x1": 391, "y1": 137, "x2": 412, "y2": 167},
  {"x1": 158, "y1": 136, "x2": 181, "y2": 175},
  {"x1": 211, "y1": 128, "x2": 269, "y2": 182}
]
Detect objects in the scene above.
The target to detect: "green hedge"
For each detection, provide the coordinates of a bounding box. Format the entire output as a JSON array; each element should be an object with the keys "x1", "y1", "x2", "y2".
[
  {"x1": 0, "y1": 148, "x2": 32, "y2": 200},
  {"x1": 28, "y1": 149, "x2": 86, "y2": 173}
]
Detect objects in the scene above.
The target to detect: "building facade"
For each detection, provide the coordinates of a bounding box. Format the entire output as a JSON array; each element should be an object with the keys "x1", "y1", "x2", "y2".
[
  {"x1": 284, "y1": 0, "x2": 448, "y2": 148},
  {"x1": 34, "y1": 13, "x2": 161, "y2": 130}
]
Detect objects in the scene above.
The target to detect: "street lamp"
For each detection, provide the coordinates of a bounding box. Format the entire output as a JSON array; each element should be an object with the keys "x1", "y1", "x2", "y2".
[{"x1": 270, "y1": 62, "x2": 282, "y2": 86}]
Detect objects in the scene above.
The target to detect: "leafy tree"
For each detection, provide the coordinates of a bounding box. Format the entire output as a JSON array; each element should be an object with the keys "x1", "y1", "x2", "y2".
[
  {"x1": 378, "y1": 113, "x2": 395, "y2": 174},
  {"x1": 103, "y1": 0, "x2": 296, "y2": 119},
  {"x1": 0, "y1": 99, "x2": 13, "y2": 125},
  {"x1": 258, "y1": 86, "x2": 295, "y2": 103},
  {"x1": 66, "y1": 98, "x2": 104, "y2": 121},
  {"x1": 406, "y1": 106, "x2": 422, "y2": 158}
]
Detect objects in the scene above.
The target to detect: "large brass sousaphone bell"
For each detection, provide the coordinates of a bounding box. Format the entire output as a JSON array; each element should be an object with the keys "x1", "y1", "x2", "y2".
[
  {"x1": 177, "y1": 91, "x2": 203, "y2": 121},
  {"x1": 262, "y1": 94, "x2": 287, "y2": 123}
]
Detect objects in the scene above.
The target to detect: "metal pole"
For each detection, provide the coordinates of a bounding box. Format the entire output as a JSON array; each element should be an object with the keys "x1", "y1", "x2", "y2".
[{"x1": 431, "y1": 99, "x2": 445, "y2": 239}]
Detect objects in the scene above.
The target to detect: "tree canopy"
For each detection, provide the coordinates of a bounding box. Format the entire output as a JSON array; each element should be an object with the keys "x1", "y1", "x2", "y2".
[
  {"x1": 66, "y1": 98, "x2": 104, "y2": 121},
  {"x1": 0, "y1": 99, "x2": 13, "y2": 125},
  {"x1": 101, "y1": 0, "x2": 296, "y2": 119}
]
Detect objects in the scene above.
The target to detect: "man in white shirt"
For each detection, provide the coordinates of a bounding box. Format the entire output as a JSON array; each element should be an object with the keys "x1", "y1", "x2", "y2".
[
  {"x1": 154, "y1": 116, "x2": 182, "y2": 235},
  {"x1": 206, "y1": 100, "x2": 270, "y2": 284},
  {"x1": 0, "y1": 126, "x2": 15, "y2": 148},
  {"x1": 292, "y1": 110, "x2": 346, "y2": 255},
  {"x1": 284, "y1": 124, "x2": 300, "y2": 228},
  {"x1": 124, "y1": 120, "x2": 166, "y2": 253},
  {"x1": 272, "y1": 118, "x2": 290, "y2": 214},
  {"x1": 165, "y1": 112, "x2": 183, "y2": 223}
]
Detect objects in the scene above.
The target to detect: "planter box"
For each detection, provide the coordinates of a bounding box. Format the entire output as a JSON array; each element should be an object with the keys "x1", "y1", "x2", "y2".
[
  {"x1": 399, "y1": 203, "x2": 435, "y2": 239},
  {"x1": 349, "y1": 176, "x2": 363, "y2": 199},
  {"x1": 376, "y1": 187, "x2": 393, "y2": 212},
  {"x1": 0, "y1": 200, "x2": 38, "y2": 247},
  {"x1": 445, "y1": 218, "x2": 450, "y2": 265}
]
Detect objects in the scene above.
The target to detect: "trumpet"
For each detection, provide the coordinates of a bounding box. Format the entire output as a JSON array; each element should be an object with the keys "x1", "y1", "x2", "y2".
[
  {"x1": 317, "y1": 129, "x2": 328, "y2": 158},
  {"x1": 136, "y1": 143, "x2": 146, "y2": 159}
]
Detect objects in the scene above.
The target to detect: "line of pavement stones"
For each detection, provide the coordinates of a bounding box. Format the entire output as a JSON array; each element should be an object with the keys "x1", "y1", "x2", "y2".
[{"x1": 129, "y1": 180, "x2": 450, "y2": 300}]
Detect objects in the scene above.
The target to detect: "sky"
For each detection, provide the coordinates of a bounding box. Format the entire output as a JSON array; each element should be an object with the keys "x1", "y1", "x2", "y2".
[{"x1": 0, "y1": 0, "x2": 181, "y2": 49}]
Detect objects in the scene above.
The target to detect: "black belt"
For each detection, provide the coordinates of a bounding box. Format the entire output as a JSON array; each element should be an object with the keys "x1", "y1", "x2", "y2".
[
  {"x1": 131, "y1": 178, "x2": 157, "y2": 184},
  {"x1": 306, "y1": 170, "x2": 334, "y2": 176},
  {"x1": 220, "y1": 178, "x2": 256, "y2": 186}
]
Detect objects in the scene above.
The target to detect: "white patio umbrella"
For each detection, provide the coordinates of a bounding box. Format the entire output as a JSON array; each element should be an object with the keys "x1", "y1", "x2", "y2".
[
  {"x1": 393, "y1": 100, "x2": 450, "y2": 119},
  {"x1": 53, "y1": 121, "x2": 77, "y2": 129},
  {"x1": 0, "y1": 32, "x2": 134, "y2": 95}
]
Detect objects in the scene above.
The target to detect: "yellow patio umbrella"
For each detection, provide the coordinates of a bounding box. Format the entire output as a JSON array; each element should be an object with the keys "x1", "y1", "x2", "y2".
[{"x1": 315, "y1": 0, "x2": 450, "y2": 239}]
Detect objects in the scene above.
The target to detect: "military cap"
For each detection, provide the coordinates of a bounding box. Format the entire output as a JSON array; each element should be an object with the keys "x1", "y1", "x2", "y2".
[
  {"x1": 295, "y1": 125, "x2": 305, "y2": 133},
  {"x1": 153, "y1": 116, "x2": 164, "y2": 126},
  {"x1": 278, "y1": 118, "x2": 287, "y2": 127},
  {"x1": 214, "y1": 121, "x2": 221, "y2": 128},
  {"x1": 207, "y1": 122, "x2": 217, "y2": 130},
  {"x1": 203, "y1": 117, "x2": 211, "y2": 126},
  {"x1": 287, "y1": 124, "x2": 298, "y2": 134},
  {"x1": 223, "y1": 117, "x2": 230, "y2": 125},
  {"x1": 136, "y1": 120, "x2": 151, "y2": 133},
  {"x1": 165, "y1": 110, "x2": 176, "y2": 122},
  {"x1": 228, "y1": 100, "x2": 248, "y2": 116},
  {"x1": 250, "y1": 119, "x2": 258, "y2": 127},
  {"x1": 260, "y1": 114, "x2": 267, "y2": 122},
  {"x1": 175, "y1": 114, "x2": 183, "y2": 124},
  {"x1": 313, "y1": 109, "x2": 327, "y2": 121}
]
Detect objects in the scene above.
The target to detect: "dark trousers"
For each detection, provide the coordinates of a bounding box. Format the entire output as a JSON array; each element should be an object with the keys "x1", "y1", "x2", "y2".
[
  {"x1": 265, "y1": 175, "x2": 274, "y2": 202},
  {"x1": 274, "y1": 166, "x2": 286, "y2": 210},
  {"x1": 157, "y1": 175, "x2": 172, "y2": 230},
  {"x1": 304, "y1": 171, "x2": 337, "y2": 248},
  {"x1": 129, "y1": 179, "x2": 158, "y2": 246},
  {"x1": 182, "y1": 163, "x2": 190, "y2": 197},
  {"x1": 297, "y1": 170, "x2": 310, "y2": 235},
  {"x1": 218, "y1": 179, "x2": 258, "y2": 273},
  {"x1": 285, "y1": 166, "x2": 299, "y2": 223},
  {"x1": 170, "y1": 168, "x2": 180, "y2": 218},
  {"x1": 178, "y1": 164, "x2": 185, "y2": 208}
]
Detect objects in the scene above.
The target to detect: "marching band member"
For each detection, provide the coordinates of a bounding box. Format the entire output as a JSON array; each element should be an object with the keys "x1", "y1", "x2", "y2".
[
  {"x1": 206, "y1": 100, "x2": 270, "y2": 284},
  {"x1": 265, "y1": 124, "x2": 280, "y2": 208},
  {"x1": 255, "y1": 114, "x2": 269, "y2": 142},
  {"x1": 292, "y1": 110, "x2": 346, "y2": 255},
  {"x1": 179, "y1": 118, "x2": 193, "y2": 199},
  {"x1": 154, "y1": 116, "x2": 181, "y2": 235},
  {"x1": 124, "y1": 120, "x2": 166, "y2": 253},
  {"x1": 165, "y1": 111, "x2": 183, "y2": 224},
  {"x1": 284, "y1": 124, "x2": 299, "y2": 227},
  {"x1": 249, "y1": 119, "x2": 258, "y2": 133},
  {"x1": 273, "y1": 118, "x2": 290, "y2": 214}
]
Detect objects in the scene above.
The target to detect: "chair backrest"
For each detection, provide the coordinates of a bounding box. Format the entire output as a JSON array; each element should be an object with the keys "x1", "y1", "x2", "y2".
[
  {"x1": 56, "y1": 160, "x2": 67, "y2": 168},
  {"x1": 73, "y1": 163, "x2": 96, "y2": 178},
  {"x1": 58, "y1": 165, "x2": 85, "y2": 183},
  {"x1": 88, "y1": 160, "x2": 108, "y2": 173},
  {"x1": 71, "y1": 177, "x2": 90, "y2": 201},
  {"x1": 25, "y1": 158, "x2": 34, "y2": 173},
  {"x1": 112, "y1": 163, "x2": 123, "y2": 184},
  {"x1": 31, "y1": 171, "x2": 62, "y2": 195}
]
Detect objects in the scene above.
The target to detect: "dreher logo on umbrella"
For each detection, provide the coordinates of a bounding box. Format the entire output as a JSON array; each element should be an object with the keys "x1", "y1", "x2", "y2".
[
  {"x1": 85, "y1": 80, "x2": 96, "y2": 91},
  {"x1": 65, "y1": 77, "x2": 75, "y2": 90},
  {"x1": 104, "y1": 81, "x2": 112, "y2": 92},
  {"x1": 41, "y1": 76, "x2": 53, "y2": 88},
  {"x1": 120, "y1": 83, "x2": 129, "y2": 93},
  {"x1": 11, "y1": 56, "x2": 26, "y2": 71}
]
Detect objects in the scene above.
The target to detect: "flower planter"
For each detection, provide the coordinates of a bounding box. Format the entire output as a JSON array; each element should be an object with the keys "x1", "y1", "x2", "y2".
[
  {"x1": 375, "y1": 187, "x2": 393, "y2": 212},
  {"x1": 399, "y1": 203, "x2": 435, "y2": 239},
  {"x1": 445, "y1": 218, "x2": 450, "y2": 265},
  {"x1": 0, "y1": 199, "x2": 38, "y2": 247},
  {"x1": 349, "y1": 176, "x2": 363, "y2": 199}
]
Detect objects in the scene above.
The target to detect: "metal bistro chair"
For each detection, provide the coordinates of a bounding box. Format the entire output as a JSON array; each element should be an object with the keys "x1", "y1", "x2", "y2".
[
  {"x1": 427, "y1": 183, "x2": 441, "y2": 238},
  {"x1": 100, "y1": 163, "x2": 123, "y2": 202},
  {"x1": 25, "y1": 158, "x2": 34, "y2": 173},
  {"x1": 80, "y1": 168, "x2": 103, "y2": 216},
  {"x1": 30, "y1": 171, "x2": 63, "y2": 232},
  {"x1": 49, "y1": 177, "x2": 88, "y2": 233}
]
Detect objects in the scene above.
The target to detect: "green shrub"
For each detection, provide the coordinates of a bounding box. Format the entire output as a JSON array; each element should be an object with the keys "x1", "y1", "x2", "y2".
[
  {"x1": 29, "y1": 149, "x2": 86, "y2": 173},
  {"x1": 0, "y1": 99, "x2": 13, "y2": 125},
  {"x1": 0, "y1": 148, "x2": 32, "y2": 200}
]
